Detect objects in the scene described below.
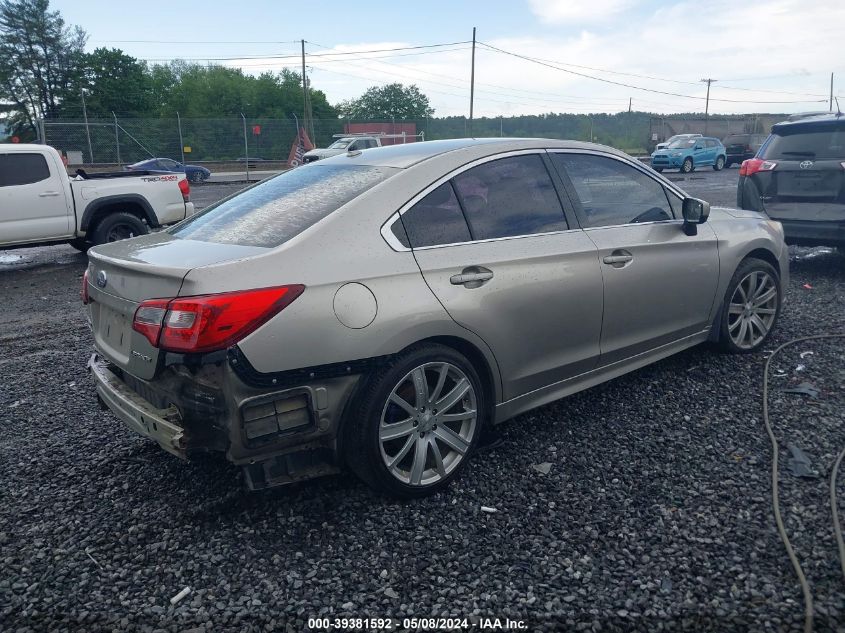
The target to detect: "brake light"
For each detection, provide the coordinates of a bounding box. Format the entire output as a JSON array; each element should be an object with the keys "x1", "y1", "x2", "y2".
[
  {"x1": 739, "y1": 158, "x2": 777, "y2": 177},
  {"x1": 178, "y1": 178, "x2": 190, "y2": 203},
  {"x1": 132, "y1": 285, "x2": 305, "y2": 353},
  {"x1": 81, "y1": 270, "x2": 90, "y2": 305}
]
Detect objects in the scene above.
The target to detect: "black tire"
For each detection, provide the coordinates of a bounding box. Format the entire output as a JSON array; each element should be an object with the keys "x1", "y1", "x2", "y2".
[
  {"x1": 69, "y1": 238, "x2": 90, "y2": 253},
  {"x1": 90, "y1": 212, "x2": 149, "y2": 246},
  {"x1": 654, "y1": 167, "x2": 664, "y2": 173},
  {"x1": 713, "y1": 156, "x2": 725, "y2": 171},
  {"x1": 344, "y1": 343, "x2": 487, "y2": 498},
  {"x1": 189, "y1": 171, "x2": 204, "y2": 183},
  {"x1": 717, "y1": 258, "x2": 781, "y2": 354},
  {"x1": 680, "y1": 157, "x2": 694, "y2": 173}
]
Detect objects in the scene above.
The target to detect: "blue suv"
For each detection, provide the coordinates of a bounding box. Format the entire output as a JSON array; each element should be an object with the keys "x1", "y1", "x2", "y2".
[{"x1": 651, "y1": 136, "x2": 727, "y2": 173}]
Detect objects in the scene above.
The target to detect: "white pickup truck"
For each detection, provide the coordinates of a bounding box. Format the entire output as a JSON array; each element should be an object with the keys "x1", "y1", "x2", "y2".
[
  {"x1": 0, "y1": 144, "x2": 195, "y2": 251},
  {"x1": 302, "y1": 135, "x2": 383, "y2": 163}
]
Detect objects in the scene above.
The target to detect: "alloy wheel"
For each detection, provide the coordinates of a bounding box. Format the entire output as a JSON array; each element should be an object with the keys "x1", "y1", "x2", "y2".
[
  {"x1": 727, "y1": 270, "x2": 778, "y2": 350},
  {"x1": 378, "y1": 362, "x2": 477, "y2": 487}
]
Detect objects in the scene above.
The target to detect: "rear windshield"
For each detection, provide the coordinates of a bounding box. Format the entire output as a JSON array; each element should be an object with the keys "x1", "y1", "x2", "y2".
[
  {"x1": 171, "y1": 164, "x2": 394, "y2": 247},
  {"x1": 761, "y1": 127, "x2": 845, "y2": 160}
]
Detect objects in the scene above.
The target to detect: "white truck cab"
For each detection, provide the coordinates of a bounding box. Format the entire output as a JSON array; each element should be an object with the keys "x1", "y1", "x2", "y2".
[{"x1": 0, "y1": 144, "x2": 195, "y2": 251}]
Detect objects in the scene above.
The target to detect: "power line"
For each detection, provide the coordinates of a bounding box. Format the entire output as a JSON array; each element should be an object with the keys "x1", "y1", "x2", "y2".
[
  {"x1": 138, "y1": 41, "x2": 472, "y2": 63},
  {"x1": 477, "y1": 41, "x2": 829, "y2": 105}
]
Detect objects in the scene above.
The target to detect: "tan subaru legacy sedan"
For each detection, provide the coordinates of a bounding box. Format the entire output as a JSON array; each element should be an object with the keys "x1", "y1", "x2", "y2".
[{"x1": 84, "y1": 138, "x2": 788, "y2": 498}]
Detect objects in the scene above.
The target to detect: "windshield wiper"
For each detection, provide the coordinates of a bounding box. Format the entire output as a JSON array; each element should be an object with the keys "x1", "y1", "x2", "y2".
[{"x1": 780, "y1": 151, "x2": 816, "y2": 157}]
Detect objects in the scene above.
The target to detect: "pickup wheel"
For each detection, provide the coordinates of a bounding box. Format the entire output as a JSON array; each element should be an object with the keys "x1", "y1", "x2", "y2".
[{"x1": 91, "y1": 212, "x2": 149, "y2": 245}]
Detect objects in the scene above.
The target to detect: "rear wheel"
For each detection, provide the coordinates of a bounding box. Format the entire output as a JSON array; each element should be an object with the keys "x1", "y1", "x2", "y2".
[
  {"x1": 653, "y1": 167, "x2": 664, "y2": 173},
  {"x1": 345, "y1": 344, "x2": 486, "y2": 498},
  {"x1": 681, "y1": 157, "x2": 694, "y2": 173},
  {"x1": 718, "y1": 258, "x2": 781, "y2": 353},
  {"x1": 91, "y1": 212, "x2": 149, "y2": 246},
  {"x1": 713, "y1": 156, "x2": 725, "y2": 171}
]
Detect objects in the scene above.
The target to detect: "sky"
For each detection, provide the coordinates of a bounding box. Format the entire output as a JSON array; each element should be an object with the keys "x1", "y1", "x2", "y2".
[{"x1": 50, "y1": 0, "x2": 843, "y2": 118}]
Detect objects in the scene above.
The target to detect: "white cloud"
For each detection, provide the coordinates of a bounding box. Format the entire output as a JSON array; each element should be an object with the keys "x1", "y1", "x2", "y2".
[
  {"x1": 528, "y1": 0, "x2": 634, "y2": 24},
  {"x1": 229, "y1": 0, "x2": 844, "y2": 118}
]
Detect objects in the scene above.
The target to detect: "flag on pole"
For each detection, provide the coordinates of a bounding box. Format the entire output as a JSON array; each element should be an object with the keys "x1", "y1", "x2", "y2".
[{"x1": 287, "y1": 127, "x2": 314, "y2": 167}]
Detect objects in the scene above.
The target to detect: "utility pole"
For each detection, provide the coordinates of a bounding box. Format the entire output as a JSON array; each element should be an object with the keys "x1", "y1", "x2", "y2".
[
  {"x1": 831, "y1": 73, "x2": 835, "y2": 111},
  {"x1": 80, "y1": 88, "x2": 94, "y2": 164},
  {"x1": 700, "y1": 78, "x2": 716, "y2": 135},
  {"x1": 301, "y1": 39, "x2": 308, "y2": 139},
  {"x1": 469, "y1": 27, "x2": 476, "y2": 137}
]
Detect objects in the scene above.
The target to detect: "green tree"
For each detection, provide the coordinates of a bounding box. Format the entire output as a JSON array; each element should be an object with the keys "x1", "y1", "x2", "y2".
[
  {"x1": 81, "y1": 47, "x2": 152, "y2": 116},
  {"x1": 0, "y1": 0, "x2": 86, "y2": 135},
  {"x1": 338, "y1": 83, "x2": 434, "y2": 120}
]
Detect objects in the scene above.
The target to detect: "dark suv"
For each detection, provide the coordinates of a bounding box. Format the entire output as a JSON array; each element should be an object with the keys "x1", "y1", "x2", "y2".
[
  {"x1": 722, "y1": 133, "x2": 766, "y2": 167},
  {"x1": 737, "y1": 113, "x2": 845, "y2": 246}
]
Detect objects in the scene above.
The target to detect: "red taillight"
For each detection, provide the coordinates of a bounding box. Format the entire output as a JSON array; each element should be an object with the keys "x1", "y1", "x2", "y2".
[
  {"x1": 132, "y1": 299, "x2": 171, "y2": 347},
  {"x1": 739, "y1": 158, "x2": 777, "y2": 177},
  {"x1": 132, "y1": 285, "x2": 304, "y2": 353},
  {"x1": 178, "y1": 178, "x2": 190, "y2": 203},
  {"x1": 81, "y1": 270, "x2": 90, "y2": 305}
]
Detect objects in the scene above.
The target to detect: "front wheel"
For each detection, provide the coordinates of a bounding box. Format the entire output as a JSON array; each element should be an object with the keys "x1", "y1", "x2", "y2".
[
  {"x1": 90, "y1": 212, "x2": 149, "y2": 246},
  {"x1": 680, "y1": 157, "x2": 694, "y2": 173},
  {"x1": 718, "y1": 258, "x2": 781, "y2": 353},
  {"x1": 713, "y1": 156, "x2": 725, "y2": 171},
  {"x1": 345, "y1": 344, "x2": 486, "y2": 498},
  {"x1": 653, "y1": 167, "x2": 663, "y2": 173}
]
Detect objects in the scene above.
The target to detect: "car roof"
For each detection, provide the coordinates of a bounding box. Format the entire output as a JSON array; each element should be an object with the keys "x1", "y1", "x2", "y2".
[
  {"x1": 316, "y1": 137, "x2": 631, "y2": 169},
  {"x1": 773, "y1": 112, "x2": 845, "y2": 133}
]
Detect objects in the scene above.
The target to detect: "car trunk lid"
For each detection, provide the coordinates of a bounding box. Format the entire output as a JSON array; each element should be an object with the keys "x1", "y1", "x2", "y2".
[{"x1": 87, "y1": 232, "x2": 268, "y2": 379}]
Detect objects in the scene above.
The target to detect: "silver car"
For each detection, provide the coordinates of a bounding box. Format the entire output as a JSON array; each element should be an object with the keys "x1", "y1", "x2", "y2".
[{"x1": 84, "y1": 138, "x2": 788, "y2": 498}]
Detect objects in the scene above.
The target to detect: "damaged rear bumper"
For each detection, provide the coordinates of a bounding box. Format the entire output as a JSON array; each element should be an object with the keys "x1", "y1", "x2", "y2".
[{"x1": 87, "y1": 353, "x2": 187, "y2": 458}]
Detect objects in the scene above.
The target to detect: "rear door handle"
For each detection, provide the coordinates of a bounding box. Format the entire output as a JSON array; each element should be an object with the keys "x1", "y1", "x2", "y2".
[
  {"x1": 450, "y1": 268, "x2": 494, "y2": 287},
  {"x1": 603, "y1": 250, "x2": 633, "y2": 267},
  {"x1": 39, "y1": 191, "x2": 61, "y2": 197}
]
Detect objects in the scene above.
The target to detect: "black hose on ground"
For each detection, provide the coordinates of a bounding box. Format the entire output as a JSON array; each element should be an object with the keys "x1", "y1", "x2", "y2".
[{"x1": 763, "y1": 334, "x2": 845, "y2": 633}]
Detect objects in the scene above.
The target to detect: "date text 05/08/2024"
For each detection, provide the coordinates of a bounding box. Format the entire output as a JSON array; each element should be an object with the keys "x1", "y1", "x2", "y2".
[{"x1": 306, "y1": 617, "x2": 528, "y2": 630}]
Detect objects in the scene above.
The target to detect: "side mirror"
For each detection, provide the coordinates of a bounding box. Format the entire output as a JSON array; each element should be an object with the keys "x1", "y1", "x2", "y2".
[{"x1": 682, "y1": 197, "x2": 710, "y2": 235}]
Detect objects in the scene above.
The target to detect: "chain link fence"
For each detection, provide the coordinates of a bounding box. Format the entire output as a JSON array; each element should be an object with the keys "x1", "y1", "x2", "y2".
[
  {"x1": 40, "y1": 116, "x2": 439, "y2": 168},
  {"x1": 40, "y1": 112, "x2": 788, "y2": 168}
]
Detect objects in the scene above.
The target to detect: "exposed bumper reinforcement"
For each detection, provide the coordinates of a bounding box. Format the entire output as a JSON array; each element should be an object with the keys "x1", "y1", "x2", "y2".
[{"x1": 87, "y1": 353, "x2": 187, "y2": 458}]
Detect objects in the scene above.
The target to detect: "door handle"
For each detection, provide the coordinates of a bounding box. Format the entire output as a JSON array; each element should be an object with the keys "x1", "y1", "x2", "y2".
[
  {"x1": 450, "y1": 268, "x2": 494, "y2": 287},
  {"x1": 602, "y1": 250, "x2": 633, "y2": 268},
  {"x1": 38, "y1": 191, "x2": 60, "y2": 197}
]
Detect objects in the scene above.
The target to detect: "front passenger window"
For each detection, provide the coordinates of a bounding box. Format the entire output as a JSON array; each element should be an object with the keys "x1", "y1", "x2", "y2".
[{"x1": 551, "y1": 153, "x2": 675, "y2": 228}]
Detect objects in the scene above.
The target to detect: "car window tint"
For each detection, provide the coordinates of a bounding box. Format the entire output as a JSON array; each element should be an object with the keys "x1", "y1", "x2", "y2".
[
  {"x1": 0, "y1": 153, "x2": 51, "y2": 187},
  {"x1": 552, "y1": 153, "x2": 674, "y2": 228},
  {"x1": 451, "y1": 154, "x2": 567, "y2": 240},
  {"x1": 399, "y1": 182, "x2": 471, "y2": 247},
  {"x1": 171, "y1": 164, "x2": 394, "y2": 247}
]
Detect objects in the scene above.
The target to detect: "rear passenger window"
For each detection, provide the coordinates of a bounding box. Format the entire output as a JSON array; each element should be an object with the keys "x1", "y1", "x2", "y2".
[
  {"x1": 552, "y1": 153, "x2": 675, "y2": 228},
  {"x1": 0, "y1": 153, "x2": 51, "y2": 187},
  {"x1": 452, "y1": 154, "x2": 568, "y2": 240},
  {"x1": 398, "y1": 182, "x2": 471, "y2": 247}
]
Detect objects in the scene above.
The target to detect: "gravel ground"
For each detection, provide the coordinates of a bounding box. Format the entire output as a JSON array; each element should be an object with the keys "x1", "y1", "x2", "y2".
[{"x1": 1, "y1": 170, "x2": 844, "y2": 632}]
